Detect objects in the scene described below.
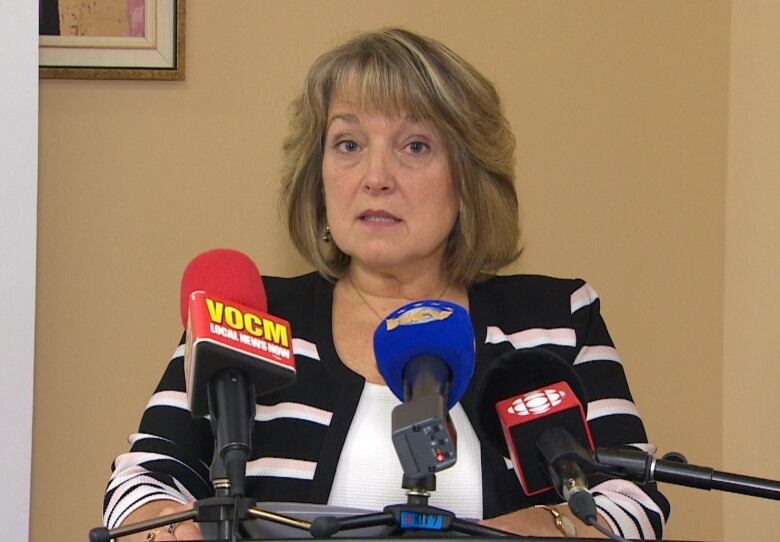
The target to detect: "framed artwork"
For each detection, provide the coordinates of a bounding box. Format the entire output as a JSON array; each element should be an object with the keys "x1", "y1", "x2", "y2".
[{"x1": 39, "y1": 0, "x2": 185, "y2": 80}]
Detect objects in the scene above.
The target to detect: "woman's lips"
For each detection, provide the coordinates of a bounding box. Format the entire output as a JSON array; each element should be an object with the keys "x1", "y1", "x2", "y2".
[{"x1": 358, "y1": 210, "x2": 401, "y2": 223}]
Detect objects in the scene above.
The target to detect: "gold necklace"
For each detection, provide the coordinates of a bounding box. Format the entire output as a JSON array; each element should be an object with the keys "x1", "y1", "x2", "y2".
[{"x1": 346, "y1": 275, "x2": 450, "y2": 322}]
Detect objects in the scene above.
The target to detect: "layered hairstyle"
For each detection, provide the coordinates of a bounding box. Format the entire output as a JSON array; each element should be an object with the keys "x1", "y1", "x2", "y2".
[{"x1": 280, "y1": 28, "x2": 520, "y2": 285}]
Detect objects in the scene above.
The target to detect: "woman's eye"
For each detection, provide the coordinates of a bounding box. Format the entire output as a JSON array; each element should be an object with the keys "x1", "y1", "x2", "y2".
[
  {"x1": 337, "y1": 140, "x2": 359, "y2": 152},
  {"x1": 406, "y1": 141, "x2": 429, "y2": 154}
]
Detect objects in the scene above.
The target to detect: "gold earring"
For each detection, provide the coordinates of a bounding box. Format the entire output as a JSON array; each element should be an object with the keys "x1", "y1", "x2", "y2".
[{"x1": 322, "y1": 225, "x2": 332, "y2": 242}]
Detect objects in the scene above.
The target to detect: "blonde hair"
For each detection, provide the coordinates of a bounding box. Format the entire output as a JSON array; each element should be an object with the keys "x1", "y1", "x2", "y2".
[{"x1": 280, "y1": 28, "x2": 520, "y2": 285}]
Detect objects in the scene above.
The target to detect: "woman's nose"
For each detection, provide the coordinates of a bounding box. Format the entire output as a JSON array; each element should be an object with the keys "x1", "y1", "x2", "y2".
[{"x1": 361, "y1": 147, "x2": 396, "y2": 194}]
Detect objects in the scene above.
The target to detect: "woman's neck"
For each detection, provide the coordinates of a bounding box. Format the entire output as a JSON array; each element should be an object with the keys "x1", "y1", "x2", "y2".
[{"x1": 345, "y1": 263, "x2": 452, "y2": 302}]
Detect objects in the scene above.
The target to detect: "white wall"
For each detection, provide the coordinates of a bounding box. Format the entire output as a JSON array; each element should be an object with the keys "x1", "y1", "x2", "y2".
[{"x1": 0, "y1": 1, "x2": 37, "y2": 540}]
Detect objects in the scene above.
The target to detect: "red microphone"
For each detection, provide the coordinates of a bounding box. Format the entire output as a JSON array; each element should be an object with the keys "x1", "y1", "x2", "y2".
[
  {"x1": 180, "y1": 249, "x2": 296, "y2": 418},
  {"x1": 496, "y1": 379, "x2": 594, "y2": 496},
  {"x1": 179, "y1": 249, "x2": 296, "y2": 496},
  {"x1": 473, "y1": 348, "x2": 595, "y2": 496},
  {"x1": 180, "y1": 248, "x2": 267, "y2": 329}
]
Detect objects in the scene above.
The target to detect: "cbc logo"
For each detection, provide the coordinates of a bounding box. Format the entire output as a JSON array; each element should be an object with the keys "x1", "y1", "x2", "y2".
[{"x1": 507, "y1": 388, "x2": 566, "y2": 416}]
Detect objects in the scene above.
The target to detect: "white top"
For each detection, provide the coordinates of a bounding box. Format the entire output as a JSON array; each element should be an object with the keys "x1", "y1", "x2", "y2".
[{"x1": 328, "y1": 382, "x2": 483, "y2": 519}]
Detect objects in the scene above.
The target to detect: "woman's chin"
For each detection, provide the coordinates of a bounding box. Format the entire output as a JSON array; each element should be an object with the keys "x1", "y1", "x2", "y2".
[
  {"x1": 349, "y1": 251, "x2": 444, "y2": 277},
  {"x1": 340, "y1": 238, "x2": 447, "y2": 275},
  {"x1": 352, "y1": 254, "x2": 406, "y2": 271}
]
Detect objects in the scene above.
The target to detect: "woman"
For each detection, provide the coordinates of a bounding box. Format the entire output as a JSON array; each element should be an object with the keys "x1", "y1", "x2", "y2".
[{"x1": 104, "y1": 28, "x2": 669, "y2": 540}]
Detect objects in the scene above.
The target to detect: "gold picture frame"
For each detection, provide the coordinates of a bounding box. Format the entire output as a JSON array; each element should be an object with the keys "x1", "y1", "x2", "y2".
[{"x1": 39, "y1": 0, "x2": 185, "y2": 80}]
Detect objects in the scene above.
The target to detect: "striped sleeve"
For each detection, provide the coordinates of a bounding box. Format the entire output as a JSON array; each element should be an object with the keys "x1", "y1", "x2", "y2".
[
  {"x1": 103, "y1": 330, "x2": 339, "y2": 526},
  {"x1": 570, "y1": 281, "x2": 670, "y2": 539},
  {"x1": 103, "y1": 342, "x2": 214, "y2": 529}
]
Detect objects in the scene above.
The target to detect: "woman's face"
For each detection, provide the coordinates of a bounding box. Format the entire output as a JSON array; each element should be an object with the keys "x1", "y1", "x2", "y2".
[{"x1": 322, "y1": 98, "x2": 459, "y2": 277}]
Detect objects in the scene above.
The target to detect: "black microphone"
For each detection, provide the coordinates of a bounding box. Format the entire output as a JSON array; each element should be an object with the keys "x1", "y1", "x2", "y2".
[{"x1": 473, "y1": 348, "x2": 598, "y2": 521}]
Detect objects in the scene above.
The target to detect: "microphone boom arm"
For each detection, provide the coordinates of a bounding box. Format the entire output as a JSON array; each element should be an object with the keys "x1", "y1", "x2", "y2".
[{"x1": 594, "y1": 448, "x2": 780, "y2": 501}]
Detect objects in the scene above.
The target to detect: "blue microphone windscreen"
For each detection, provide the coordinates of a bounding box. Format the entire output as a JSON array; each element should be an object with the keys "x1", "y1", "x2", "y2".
[{"x1": 374, "y1": 300, "x2": 475, "y2": 409}]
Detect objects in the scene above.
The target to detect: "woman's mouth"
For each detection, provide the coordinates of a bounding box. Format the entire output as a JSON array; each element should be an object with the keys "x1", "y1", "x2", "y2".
[{"x1": 359, "y1": 210, "x2": 401, "y2": 223}]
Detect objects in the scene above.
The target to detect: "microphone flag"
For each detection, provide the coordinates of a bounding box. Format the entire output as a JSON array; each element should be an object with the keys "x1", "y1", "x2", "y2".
[
  {"x1": 186, "y1": 291, "x2": 296, "y2": 418},
  {"x1": 496, "y1": 379, "x2": 595, "y2": 495}
]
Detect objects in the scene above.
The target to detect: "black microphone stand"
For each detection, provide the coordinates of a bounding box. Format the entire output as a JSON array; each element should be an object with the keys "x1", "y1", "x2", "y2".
[
  {"x1": 88, "y1": 455, "x2": 312, "y2": 542},
  {"x1": 88, "y1": 370, "x2": 311, "y2": 542},
  {"x1": 309, "y1": 473, "x2": 511, "y2": 538},
  {"x1": 594, "y1": 448, "x2": 780, "y2": 500},
  {"x1": 537, "y1": 426, "x2": 780, "y2": 501},
  {"x1": 309, "y1": 375, "x2": 511, "y2": 539}
]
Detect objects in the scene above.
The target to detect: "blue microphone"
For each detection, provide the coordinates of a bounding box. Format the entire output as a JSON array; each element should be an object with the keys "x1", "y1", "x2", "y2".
[
  {"x1": 374, "y1": 300, "x2": 475, "y2": 484},
  {"x1": 374, "y1": 299, "x2": 474, "y2": 408}
]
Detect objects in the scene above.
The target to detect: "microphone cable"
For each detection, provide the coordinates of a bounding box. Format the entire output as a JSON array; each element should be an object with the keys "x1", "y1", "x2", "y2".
[
  {"x1": 231, "y1": 494, "x2": 240, "y2": 542},
  {"x1": 591, "y1": 520, "x2": 628, "y2": 542},
  {"x1": 566, "y1": 492, "x2": 629, "y2": 542}
]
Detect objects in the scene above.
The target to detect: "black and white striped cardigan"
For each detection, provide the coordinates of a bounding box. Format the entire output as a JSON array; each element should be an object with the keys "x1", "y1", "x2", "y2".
[{"x1": 104, "y1": 272, "x2": 670, "y2": 539}]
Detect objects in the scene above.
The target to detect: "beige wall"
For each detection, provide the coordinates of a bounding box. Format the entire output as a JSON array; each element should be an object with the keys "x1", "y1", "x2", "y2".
[
  {"x1": 35, "y1": 2, "x2": 754, "y2": 541},
  {"x1": 723, "y1": 2, "x2": 780, "y2": 541}
]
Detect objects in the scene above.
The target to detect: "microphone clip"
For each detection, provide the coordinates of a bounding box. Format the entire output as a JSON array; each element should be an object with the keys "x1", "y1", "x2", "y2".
[{"x1": 536, "y1": 427, "x2": 594, "y2": 500}]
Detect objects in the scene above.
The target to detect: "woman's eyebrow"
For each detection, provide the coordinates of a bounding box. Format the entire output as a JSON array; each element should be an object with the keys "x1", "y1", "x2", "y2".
[{"x1": 327, "y1": 113, "x2": 359, "y2": 129}]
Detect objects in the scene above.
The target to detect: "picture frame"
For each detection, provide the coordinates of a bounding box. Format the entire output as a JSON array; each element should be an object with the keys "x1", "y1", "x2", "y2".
[{"x1": 39, "y1": 0, "x2": 185, "y2": 81}]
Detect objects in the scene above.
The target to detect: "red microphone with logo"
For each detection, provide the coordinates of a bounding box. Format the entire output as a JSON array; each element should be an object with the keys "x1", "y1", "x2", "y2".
[
  {"x1": 473, "y1": 348, "x2": 595, "y2": 497},
  {"x1": 496, "y1": 377, "x2": 594, "y2": 496},
  {"x1": 180, "y1": 249, "x2": 296, "y2": 496}
]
